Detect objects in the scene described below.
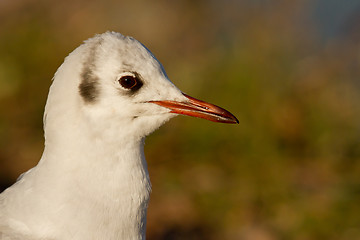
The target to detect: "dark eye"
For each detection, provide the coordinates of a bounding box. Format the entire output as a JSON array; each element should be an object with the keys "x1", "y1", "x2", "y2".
[{"x1": 119, "y1": 76, "x2": 138, "y2": 89}]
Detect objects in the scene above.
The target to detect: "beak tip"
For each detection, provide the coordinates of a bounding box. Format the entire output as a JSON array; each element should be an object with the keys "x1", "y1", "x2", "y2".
[
  {"x1": 233, "y1": 117, "x2": 239, "y2": 124},
  {"x1": 222, "y1": 113, "x2": 239, "y2": 124}
]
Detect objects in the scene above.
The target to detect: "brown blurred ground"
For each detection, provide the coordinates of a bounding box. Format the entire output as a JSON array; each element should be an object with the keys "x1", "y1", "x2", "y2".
[{"x1": 0, "y1": 0, "x2": 360, "y2": 239}]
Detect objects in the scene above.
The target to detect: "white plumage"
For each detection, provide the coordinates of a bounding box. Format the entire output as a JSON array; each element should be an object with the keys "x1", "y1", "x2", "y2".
[{"x1": 0, "y1": 32, "x2": 237, "y2": 240}]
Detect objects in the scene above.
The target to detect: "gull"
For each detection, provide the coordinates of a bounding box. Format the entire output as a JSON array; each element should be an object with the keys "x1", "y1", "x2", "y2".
[{"x1": 0, "y1": 32, "x2": 238, "y2": 240}]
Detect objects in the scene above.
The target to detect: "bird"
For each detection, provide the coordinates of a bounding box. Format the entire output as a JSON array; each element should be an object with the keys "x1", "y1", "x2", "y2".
[{"x1": 0, "y1": 32, "x2": 238, "y2": 240}]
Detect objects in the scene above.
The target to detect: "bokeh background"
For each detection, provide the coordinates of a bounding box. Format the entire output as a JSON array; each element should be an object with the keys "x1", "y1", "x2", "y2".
[{"x1": 1, "y1": 0, "x2": 360, "y2": 239}]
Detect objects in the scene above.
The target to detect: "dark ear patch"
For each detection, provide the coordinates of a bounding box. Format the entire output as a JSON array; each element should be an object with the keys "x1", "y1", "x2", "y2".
[
  {"x1": 79, "y1": 39, "x2": 103, "y2": 104},
  {"x1": 79, "y1": 67, "x2": 99, "y2": 103}
]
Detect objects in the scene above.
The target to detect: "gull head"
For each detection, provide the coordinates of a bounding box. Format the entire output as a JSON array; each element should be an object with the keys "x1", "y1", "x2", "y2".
[
  {"x1": 0, "y1": 32, "x2": 238, "y2": 240},
  {"x1": 44, "y1": 32, "x2": 238, "y2": 144}
]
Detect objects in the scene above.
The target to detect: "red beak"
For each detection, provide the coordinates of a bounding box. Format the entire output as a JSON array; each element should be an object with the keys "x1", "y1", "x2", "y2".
[{"x1": 150, "y1": 93, "x2": 238, "y2": 124}]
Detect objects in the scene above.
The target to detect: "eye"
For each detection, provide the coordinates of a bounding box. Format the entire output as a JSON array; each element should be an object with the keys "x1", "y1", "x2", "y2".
[{"x1": 118, "y1": 76, "x2": 138, "y2": 89}]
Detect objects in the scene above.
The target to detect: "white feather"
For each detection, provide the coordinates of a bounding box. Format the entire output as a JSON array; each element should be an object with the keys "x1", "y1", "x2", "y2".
[{"x1": 0, "y1": 32, "x2": 187, "y2": 240}]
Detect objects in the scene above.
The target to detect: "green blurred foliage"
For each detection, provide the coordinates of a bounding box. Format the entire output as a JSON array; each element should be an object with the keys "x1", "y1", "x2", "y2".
[{"x1": 0, "y1": 0, "x2": 359, "y2": 239}]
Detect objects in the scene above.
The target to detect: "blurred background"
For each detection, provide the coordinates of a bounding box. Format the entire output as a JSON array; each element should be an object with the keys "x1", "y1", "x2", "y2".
[{"x1": 0, "y1": 0, "x2": 360, "y2": 239}]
